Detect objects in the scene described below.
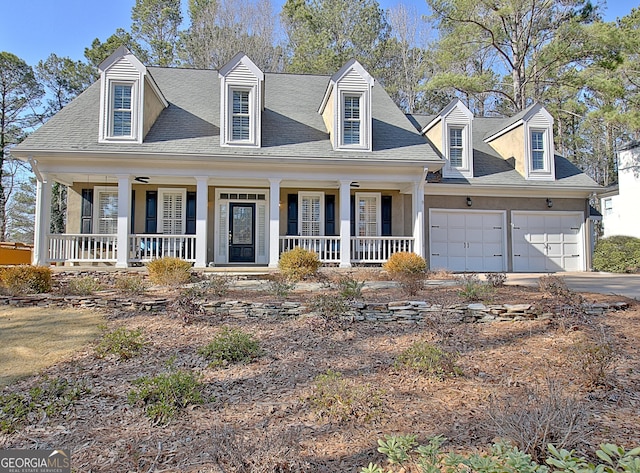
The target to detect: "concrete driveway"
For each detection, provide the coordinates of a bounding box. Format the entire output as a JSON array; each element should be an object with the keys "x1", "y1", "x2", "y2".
[{"x1": 504, "y1": 272, "x2": 640, "y2": 299}]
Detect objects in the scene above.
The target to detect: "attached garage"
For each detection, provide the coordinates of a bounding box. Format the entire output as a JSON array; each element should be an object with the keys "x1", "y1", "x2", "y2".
[
  {"x1": 429, "y1": 209, "x2": 507, "y2": 272},
  {"x1": 511, "y1": 211, "x2": 584, "y2": 272}
]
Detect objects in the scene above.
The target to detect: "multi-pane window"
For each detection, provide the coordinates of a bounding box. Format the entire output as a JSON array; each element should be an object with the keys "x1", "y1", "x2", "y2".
[
  {"x1": 161, "y1": 191, "x2": 185, "y2": 235},
  {"x1": 112, "y1": 84, "x2": 132, "y2": 136},
  {"x1": 343, "y1": 95, "x2": 361, "y2": 145},
  {"x1": 357, "y1": 194, "x2": 379, "y2": 237},
  {"x1": 531, "y1": 131, "x2": 545, "y2": 171},
  {"x1": 232, "y1": 90, "x2": 250, "y2": 140},
  {"x1": 449, "y1": 127, "x2": 463, "y2": 167},
  {"x1": 604, "y1": 198, "x2": 613, "y2": 216},
  {"x1": 97, "y1": 190, "x2": 118, "y2": 234},
  {"x1": 300, "y1": 193, "x2": 323, "y2": 236}
]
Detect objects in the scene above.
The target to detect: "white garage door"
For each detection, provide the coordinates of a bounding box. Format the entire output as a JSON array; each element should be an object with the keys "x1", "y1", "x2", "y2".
[
  {"x1": 511, "y1": 211, "x2": 584, "y2": 272},
  {"x1": 429, "y1": 210, "x2": 506, "y2": 272}
]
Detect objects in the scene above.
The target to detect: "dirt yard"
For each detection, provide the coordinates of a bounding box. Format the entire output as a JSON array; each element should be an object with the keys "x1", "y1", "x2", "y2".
[{"x1": 0, "y1": 275, "x2": 638, "y2": 472}]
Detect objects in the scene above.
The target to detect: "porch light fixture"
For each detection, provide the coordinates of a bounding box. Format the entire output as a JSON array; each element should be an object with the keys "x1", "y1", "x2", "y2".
[
  {"x1": 134, "y1": 176, "x2": 149, "y2": 184},
  {"x1": 466, "y1": 197, "x2": 472, "y2": 207},
  {"x1": 546, "y1": 198, "x2": 553, "y2": 208}
]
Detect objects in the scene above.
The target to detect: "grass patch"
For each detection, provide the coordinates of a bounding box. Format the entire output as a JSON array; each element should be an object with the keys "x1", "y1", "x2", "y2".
[
  {"x1": 0, "y1": 306, "x2": 103, "y2": 387},
  {"x1": 395, "y1": 341, "x2": 461, "y2": 379}
]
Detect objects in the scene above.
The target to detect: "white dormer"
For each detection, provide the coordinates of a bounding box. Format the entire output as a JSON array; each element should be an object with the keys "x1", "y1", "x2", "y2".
[
  {"x1": 319, "y1": 59, "x2": 374, "y2": 152},
  {"x1": 422, "y1": 99, "x2": 474, "y2": 178},
  {"x1": 485, "y1": 103, "x2": 556, "y2": 181},
  {"x1": 98, "y1": 46, "x2": 167, "y2": 144},
  {"x1": 219, "y1": 53, "x2": 264, "y2": 148}
]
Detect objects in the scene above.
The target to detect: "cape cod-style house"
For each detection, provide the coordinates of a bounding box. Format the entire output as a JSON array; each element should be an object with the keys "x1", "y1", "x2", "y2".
[{"x1": 12, "y1": 47, "x2": 600, "y2": 272}]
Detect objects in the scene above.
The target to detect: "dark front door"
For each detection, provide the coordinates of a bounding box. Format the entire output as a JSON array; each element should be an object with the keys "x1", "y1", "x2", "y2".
[{"x1": 229, "y1": 203, "x2": 255, "y2": 263}]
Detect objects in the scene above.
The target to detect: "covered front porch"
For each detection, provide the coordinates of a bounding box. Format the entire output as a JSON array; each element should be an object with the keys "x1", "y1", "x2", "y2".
[{"x1": 32, "y1": 165, "x2": 427, "y2": 268}]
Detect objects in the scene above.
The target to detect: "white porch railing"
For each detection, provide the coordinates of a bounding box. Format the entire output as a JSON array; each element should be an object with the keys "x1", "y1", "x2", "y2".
[
  {"x1": 129, "y1": 234, "x2": 197, "y2": 263},
  {"x1": 279, "y1": 236, "x2": 341, "y2": 263},
  {"x1": 351, "y1": 236, "x2": 414, "y2": 263},
  {"x1": 279, "y1": 236, "x2": 414, "y2": 264},
  {"x1": 48, "y1": 234, "x2": 118, "y2": 263}
]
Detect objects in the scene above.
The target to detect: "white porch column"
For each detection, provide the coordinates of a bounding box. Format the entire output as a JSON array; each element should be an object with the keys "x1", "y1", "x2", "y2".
[
  {"x1": 194, "y1": 176, "x2": 209, "y2": 268},
  {"x1": 268, "y1": 178, "x2": 281, "y2": 268},
  {"x1": 412, "y1": 181, "x2": 425, "y2": 258},
  {"x1": 115, "y1": 175, "x2": 131, "y2": 268},
  {"x1": 33, "y1": 173, "x2": 52, "y2": 266},
  {"x1": 339, "y1": 180, "x2": 352, "y2": 268}
]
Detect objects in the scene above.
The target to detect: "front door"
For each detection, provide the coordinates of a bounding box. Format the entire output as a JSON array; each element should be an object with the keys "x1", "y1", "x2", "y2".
[{"x1": 229, "y1": 203, "x2": 255, "y2": 263}]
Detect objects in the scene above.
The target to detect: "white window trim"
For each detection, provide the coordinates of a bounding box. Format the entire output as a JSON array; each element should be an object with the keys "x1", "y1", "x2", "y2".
[
  {"x1": 336, "y1": 90, "x2": 370, "y2": 151},
  {"x1": 101, "y1": 79, "x2": 140, "y2": 142},
  {"x1": 94, "y1": 186, "x2": 119, "y2": 235},
  {"x1": 158, "y1": 188, "x2": 187, "y2": 235},
  {"x1": 298, "y1": 191, "x2": 325, "y2": 236},
  {"x1": 604, "y1": 198, "x2": 613, "y2": 216},
  {"x1": 228, "y1": 87, "x2": 253, "y2": 144},
  {"x1": 355, "y1": 192, "x2": 381, "y2": 236},
  {"x1": 341, "y1": 94, "x2": 362, "y2": 147},
  {"x1": 524, "y1": 124, "x2": 555, "y2": 180},
  {"x1": 447, "y1": 125, "x2": 465, "y2": 168},
  {"x1": 443, "y1": 123, "x2": 472, "y2": 178}
]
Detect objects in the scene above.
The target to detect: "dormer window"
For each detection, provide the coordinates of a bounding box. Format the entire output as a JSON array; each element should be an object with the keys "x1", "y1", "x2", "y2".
[
  {"x1": 448, "y1": 126, "x2": 464, "y2": 167},
  {"x1": 319, "y1": 59, "x2": 374, "y2": 152},
  {"x1": 531, "y1": 130, "x2": 545, "y2": 170},
  {"x1": 112, "y1": 84, "x2": 133, "y2": 137},
  {"x1": 343, "y1": 95, "x2": 361, "y2": 145},
  {"x1": 219, "y1": 53, "x2": 264, "y2": 148},
  {"x1": 232, "y1": 90, "x2": 251, "y2": 141}
]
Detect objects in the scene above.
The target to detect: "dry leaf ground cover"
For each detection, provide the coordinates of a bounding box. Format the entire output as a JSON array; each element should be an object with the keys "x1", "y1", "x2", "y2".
[{"x1": 0, "y1": 274, "x2": 639, "y2": 472}]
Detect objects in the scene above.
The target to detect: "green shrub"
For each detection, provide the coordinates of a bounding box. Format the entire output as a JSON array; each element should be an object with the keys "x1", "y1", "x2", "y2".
[
  {"x1": 96, "y1": 326, "x2": 146, "y2": 360},
  {"x1": 0, "y1": 265, "x2": 52, "y2": 295},
  {"x1": 115, "y1": 274, "x2": 148, "y2": 295},
  {"x1": 309, "y1": 293, "x2": 349, "y2": 321},
  {"x1": 362, "y1": 436, "x2": 640, "y2": 473},
  {"x1": 308, "y1": 369, "x2": 385, "y2": 423},
  {"x1": 202, "y1": 274, "x2": 233, "y2": 297},
  {"x1": 127, "y1": 370, "x2": 206, "y2": 424},
  {"x1": 593, "y1": 235, "x2": 640, "y2": 273},
  {"x1": 383, "y1": 252, "x2": 426, "y2": 275},
  {"x1": 146, "y1": 257, "x2": 192, "y2": 286},
  {"x1": 278, "y1": 247, "x2": 321, "y2": 281},
  {"x1": 336, "y1": 274, "x2": 365, "y2": 299},
  {"x1": 458, "y1": 273, "x2": 493, "y2": 301},
  {"x1": 0, "y1": 377, "x2": 89, "y2": 433},
  {"x1": 395, "y1": 341, "x2": 461, "y2": 379},
  {"x1": 198, "y1": 327, "x2": 263, "y2": 367},
  {"x1": 63, "y1": 275, "x2": 102, "y2": 295}
]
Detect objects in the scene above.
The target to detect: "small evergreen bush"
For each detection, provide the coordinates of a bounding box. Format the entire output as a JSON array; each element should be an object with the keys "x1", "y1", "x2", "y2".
[
  {"x1": 278, "y1": 247, "x2": 321, "y2": 281},
  {"x1": 593, "y1": 235, "x2": 640, "y2": 273},
  {"x1": 198, "y1": 327, "x2": 263, "y2": 367},
  {"x1": 63, "y1": 275, "x2": 102, "y2": 295},
  {"x1": 395, "y1": 341, "x2": 461, "y2": 379},
  {"x1": 96, "y1": 326, "x2": 147, "y2": 360},
  {"x1": 146, "y1": 257, "x2": 192, "y2": 286},
  {"x1": 0, "y1": 265, "x2": 52, "y2": 295},
  {"x1": 127, "y1": 370, "x2": 206, "y2": 424},
  {"x1": 115, "y1": 274, "x2": 148, "y2": 295}
]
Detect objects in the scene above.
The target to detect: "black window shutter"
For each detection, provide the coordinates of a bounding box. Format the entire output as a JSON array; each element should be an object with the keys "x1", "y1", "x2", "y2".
[
  {"x1": 325, "y1": 195, "x2": 336, "y2": 236},
  {"x1": 186, "y1": 191, "x2": 196, "y2": 234},
  {"x1": 350, "y1": 195, "x2": 355, "y2": 236},
  {"x1": 81, "y1": 189, "x2": 93, "y2": 234},
  {"x1": 130, "y1": 190, "x2": 136, "y2": 233},
  {"x1": 145, "y1": 191, "x2": 158, "y2": 233},
  {"x1": 381, "y1": 195, "x2": 392, "y2": 236},
  {"x1": 287, "y1": 194, "x2": 298, "y2": 235}
]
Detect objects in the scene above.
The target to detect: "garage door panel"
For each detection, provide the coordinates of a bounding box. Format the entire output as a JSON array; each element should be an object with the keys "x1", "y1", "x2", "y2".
[
  {"x1": 511, "y1": 212, "x2": 583, "y2": 272},
  {"x1": 429, "y1": 210, "x2": 506, "y2": 272}
]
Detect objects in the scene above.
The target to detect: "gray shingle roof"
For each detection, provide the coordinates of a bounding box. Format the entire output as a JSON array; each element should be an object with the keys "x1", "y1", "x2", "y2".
[{"x1": 15, "y1": 66, "x2": 442, "y2": 163}]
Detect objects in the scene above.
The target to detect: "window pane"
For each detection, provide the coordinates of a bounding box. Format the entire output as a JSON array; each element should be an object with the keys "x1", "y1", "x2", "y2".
[
  {"x1": 114, "y1": 85, "x2": 131, "y2": 109},
  {"x1": 232, "y1": 116, "x2": 250, "y2": 140},
  {"x1": 112, "y1": 85, "x2": 132, "y2": 136},
  {"x1": 113, "y1": 111, "x2": 132, "y2": 136},
  {"x1": 343, "y1": 95, "x2": 361, "y2": 145},
  {"x1": 233, "y1": 90, "x2": 249, "y2": 114},
  {"x1": 98, "y1": 191, "x2": 118, "y2": 234},
  {"x1": 358, "y1": 196, "x2": 378, "y2": 236},
  {"x1": 449, "y1": 127, "x2": 463, "y2": 167},
  {"x1": 531, "y1": 131, "x2": 545, "y2": 170},
  {"x1": 232, "y1": 90, "x2": 250, "y2": 140}
]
